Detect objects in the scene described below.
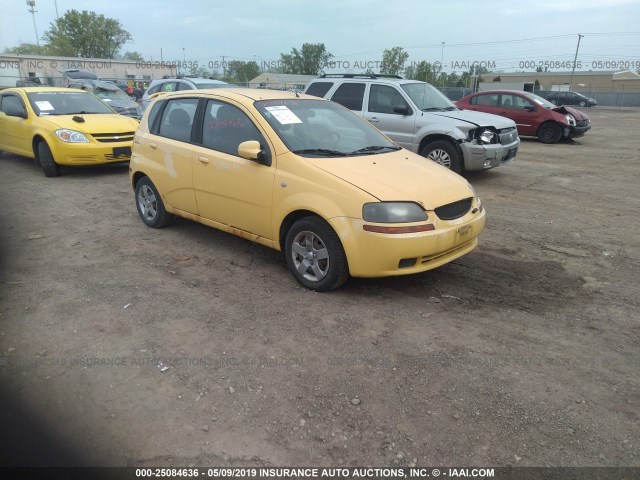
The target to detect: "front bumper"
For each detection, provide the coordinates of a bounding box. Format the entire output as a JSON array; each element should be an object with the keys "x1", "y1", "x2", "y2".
[
  {"x1": 566, "y1": 124, "x2": 591, "y2": 139},
  {"x1": 330, "y1": 207, "x2": 486, "y2": 278},
  {"x1": 51, "y1": 140, "x2": 133, "y2": 165},
  {"x1": 460, "y1": 137, "x2": 520, "y2": 171}
]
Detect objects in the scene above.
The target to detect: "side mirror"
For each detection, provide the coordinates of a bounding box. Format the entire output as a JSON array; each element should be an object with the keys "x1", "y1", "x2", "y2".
[
  {"x1": 393, "y1": 105, "x2": 412, "y2": 116},
  {"x1": 238, "y1": 140, "x2": 270, "y2": 166},
  {"x1": 524, "y1": 105, "x2": 536, "y2": 112}
]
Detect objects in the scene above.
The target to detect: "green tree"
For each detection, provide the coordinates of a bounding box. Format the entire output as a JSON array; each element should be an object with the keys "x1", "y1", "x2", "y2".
[
  {"x1": 3, "y1": 43, "x2": 52, "y2": 55},
  {"x1": 119, "y1": 51, "x2": 145, "y2": 61},
  {"x1": 381, "y1": 47, "x2": 409, "y2": 76},
  {"x1": 43, "y1": 10, "x2": 132, "y2": 58},
  {"x1": 225, "y1": 60, "x2": 261, "y2": 83},
  {"x1": 280, "y1": 43, "x2": 332, "y2": 75},
  {"x1": 405, "y1": 60, "x2": 438, "y2": 84}
]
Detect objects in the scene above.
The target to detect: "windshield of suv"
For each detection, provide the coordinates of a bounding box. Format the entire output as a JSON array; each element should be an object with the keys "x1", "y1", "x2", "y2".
[
  {"x1": 255, "y1": 99, "x2": 399, "y2": 157},
  {"x1": 401, "y1": 82, "x2": 457, "y2": 111},
  {"x1": 27, "y1": 91, "x2": 115, "y2": 116}
]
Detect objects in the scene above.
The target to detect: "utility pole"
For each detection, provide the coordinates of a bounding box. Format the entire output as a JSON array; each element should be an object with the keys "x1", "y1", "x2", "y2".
[
  {"x1": 26, "y1": 0, "x2": 39, "y2": 46},
  {"x1": 54, "y1": 0, "x2": 59, "y2": 19},
  {"x1": 440, "y1": 42, "x2": 445, "y2": 88},
  {"x1": 569, "y1": 34, "x2": 584, "y2": 92},
  {"x1": 221, "y1": 56, "x2": 226, "y2": 77}
]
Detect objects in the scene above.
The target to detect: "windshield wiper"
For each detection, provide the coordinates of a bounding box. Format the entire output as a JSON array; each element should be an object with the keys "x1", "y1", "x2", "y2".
[
  {"x1": 422, "y1": 107, "x2": 447, "y2": 111},
  {"x1": 349, "y1": 145, "x2": 401, "y2": 155},
  {"x1": 443, "y1": 106, "x2": 459, "y2": 111},
  {"x1": 291, "y1": 148, "x2": 347, "y2": 157}
]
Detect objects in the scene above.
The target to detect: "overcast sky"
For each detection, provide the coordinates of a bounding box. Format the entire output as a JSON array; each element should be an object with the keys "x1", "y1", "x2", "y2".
[{"x1": 2, "y1": 0, "x2": 640, "y2": 74}]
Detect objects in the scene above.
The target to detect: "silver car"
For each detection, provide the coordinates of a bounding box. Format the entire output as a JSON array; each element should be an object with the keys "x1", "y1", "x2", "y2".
[
  {"x1": 68, "y1": 79, "x2": 142, "y2": 119},
  {"x1": 305, "y1": 74, "x2": 520, "y2": 172},
  {"x1": 141, "y1": 77, "x2": 230, "y2": 110}
]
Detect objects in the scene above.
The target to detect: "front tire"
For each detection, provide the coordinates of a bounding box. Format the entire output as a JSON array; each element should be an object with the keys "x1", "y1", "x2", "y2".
[
  {"x1": 37, "y1": 142, "x2": 60, "y2": 177},
  {"x1": 578, "y1": 100, "x2": 587, "y2": 107},
  {"x1": 285, "y1": 217, "x2": 349, "y2": 291},
  {"x1": 135, "y1": 176, "x2": 173, "y2": 228},
  {"x1": 420, "y1": 140, "x2": 462, "y2": 173},
  {"x1": 537, "y1": 122, "x2": 563, "y2": 144}
]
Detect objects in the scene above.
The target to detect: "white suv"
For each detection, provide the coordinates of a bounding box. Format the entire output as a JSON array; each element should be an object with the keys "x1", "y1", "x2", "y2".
[
  {"x1": 141, "y1": 77, "x2": 230, "y2": 110},
  {"x1": 305, "y1": 74, "x2": 519, "y2": 172}
]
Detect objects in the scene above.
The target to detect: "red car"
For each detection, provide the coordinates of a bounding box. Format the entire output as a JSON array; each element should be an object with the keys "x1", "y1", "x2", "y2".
[{"x1": 456, "y1": 91, "x2": 591, "y2": 144}]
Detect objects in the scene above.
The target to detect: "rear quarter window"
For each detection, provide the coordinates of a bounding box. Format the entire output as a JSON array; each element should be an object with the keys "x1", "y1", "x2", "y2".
[{"x1": 305, "y1": 82, "x2": 334, "y2": 98}]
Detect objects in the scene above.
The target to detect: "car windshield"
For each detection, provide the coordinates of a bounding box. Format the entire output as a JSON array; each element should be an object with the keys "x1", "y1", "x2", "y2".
[
  {"x1": 254, "y1": 99, "x2": 399, "y2": 157},
  {"x1": 27, "y1": 91, "x2": 115, "y2": 116},
  {"x1": 522, "y1": 92, "x2": 557, "y2": 109},
  {"x1": 93, "y1": 84, "x2": 134, "y2": 102},
  {"x1": 401, "y1": 82, "x2": 457, "y2": 111}
]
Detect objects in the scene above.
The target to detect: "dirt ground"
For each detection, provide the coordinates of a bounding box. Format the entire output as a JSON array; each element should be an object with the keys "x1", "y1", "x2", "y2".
[{"x1": 0, "y1": 107, "x2": 638, "y2": 469}]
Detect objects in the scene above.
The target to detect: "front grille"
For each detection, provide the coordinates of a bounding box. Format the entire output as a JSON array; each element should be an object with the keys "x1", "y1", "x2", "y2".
[
  {"x1": 434, "y1": 198, "x2": 473, "y2": 220},
  {"x1": 104, "y1": 153, "x2": 131, "y2": 161},
  {"x1": 503, "y1": 147, "x2": 517, "y2": 163},
  {"x1": 576, "y1": 119, "x2": 589, "y2": 127},
  {"x1": 91, "y1": 132, "x2": 135, "y2": 143},
  {"x1": 498, "y1": 127, "x2": 518, "y2": 145}
]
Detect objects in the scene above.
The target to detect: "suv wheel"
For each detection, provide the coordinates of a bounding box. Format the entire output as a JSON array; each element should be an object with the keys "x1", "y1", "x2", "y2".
[{"x1": 421, "y1": 140, "x2": 462, "y2": 173}]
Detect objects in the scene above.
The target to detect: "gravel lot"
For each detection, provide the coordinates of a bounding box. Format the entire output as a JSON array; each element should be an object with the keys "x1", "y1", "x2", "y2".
[{"x1": 0, "y1": 107, "x2": 638, "y2": 468}]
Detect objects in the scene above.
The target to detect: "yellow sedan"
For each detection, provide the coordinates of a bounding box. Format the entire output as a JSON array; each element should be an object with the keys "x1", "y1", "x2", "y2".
[
  {"x1": 0, "y1": 87, "x2": 140, "y2": 177},
  {"x1": 130, "y1": 89, "x2": 485, "y2": 291}
]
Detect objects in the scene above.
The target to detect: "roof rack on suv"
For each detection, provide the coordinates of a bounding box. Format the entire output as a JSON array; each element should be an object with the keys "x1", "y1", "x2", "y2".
[{"x1": 318, "y1": 73, "x2": 403, "y2": 79}]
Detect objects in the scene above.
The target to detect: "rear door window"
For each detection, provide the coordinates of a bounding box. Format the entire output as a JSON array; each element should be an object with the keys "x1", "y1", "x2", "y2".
[
  {"x1": 471, "y1": 94, "x2": 499, "y2": 107},
  {"x1": 157, "y1": 98, "x2": 199, "y2": 142},
  {"x1": 331, "y1": 83, "x2": 365, "y2": 111}
]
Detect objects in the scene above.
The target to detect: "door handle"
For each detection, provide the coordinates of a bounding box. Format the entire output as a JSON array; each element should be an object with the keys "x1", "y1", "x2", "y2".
[
  {"x1": 197, "y1": 156, "x2": 210, "y2": 165},
  {"x1": 149, "y1": 142, "x2": 157, "y2": 149},
  {"x1": 368, "y1": 117, "x2": 380, "y2": 123}
]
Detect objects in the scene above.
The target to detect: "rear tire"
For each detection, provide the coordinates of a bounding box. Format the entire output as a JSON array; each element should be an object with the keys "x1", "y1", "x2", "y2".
[
  {"x1": 420, "y1": 140, "x2": 462, "y2": 173},
  {"x1": 537, "y1": 122, "x2": 563, "y2": 144},
  {"x1": 135, "y1": 176, "x2": 174, "y2": 228},
  {"x1": 37, "y1": 142, "x2": 60, "y2": 177}
]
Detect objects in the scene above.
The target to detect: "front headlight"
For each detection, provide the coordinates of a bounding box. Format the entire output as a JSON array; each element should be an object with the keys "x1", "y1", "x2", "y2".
[
  {"x1": 468, "y1": 183, "x2": 483, "y2": 212},
  {"x1": 470, "y1": 128, "x2": 496, "y2": 144},
  {"x1": 363, "y1": 202, "x2": 427, "y2": 223},
  {"x1": 478, "y1": 129, "x2": 496, "y2": 144},
  {"x1": 55, "y1": 129, "x2": 89, "y2": 143},
  {"x1": 565, "y1": 114, "x2": 576, "y2": 126}
]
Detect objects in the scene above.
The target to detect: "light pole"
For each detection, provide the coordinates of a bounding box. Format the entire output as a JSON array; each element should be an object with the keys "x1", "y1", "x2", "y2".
[
  {"x1": 569, "y1": 34, "x2": 584, "y2": 92},
  {"x1": 440, "y1": 42, "x2": 445, "y2": 88},
  {"x1": 26, "y1": 0, "x2": 39, "y2": 46},
  {"x1": 182, "y1": 48, "x2": 186, "y2": 75}
]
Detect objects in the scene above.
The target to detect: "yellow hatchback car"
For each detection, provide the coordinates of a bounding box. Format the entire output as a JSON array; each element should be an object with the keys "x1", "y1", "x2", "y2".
[
  {"x1": 130, "y1": 89, "x2": 486, "y2": 291},
  {"x1": 0, "y1": 87, "x2": 140, "y2": 177}
]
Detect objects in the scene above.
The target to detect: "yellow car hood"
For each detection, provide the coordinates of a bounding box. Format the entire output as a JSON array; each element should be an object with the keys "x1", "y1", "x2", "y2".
[
  {"x1": 306, "y1": 149, "x2": 472, "y2": 210},
  {"x1": 41, "y1": 114, "x2": 139, "y2": 131}
]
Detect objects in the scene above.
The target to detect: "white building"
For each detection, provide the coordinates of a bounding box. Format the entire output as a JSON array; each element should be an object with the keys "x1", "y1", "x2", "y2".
[{"x1": 0, "y1": 54, "x2": 177, "y2": 88}]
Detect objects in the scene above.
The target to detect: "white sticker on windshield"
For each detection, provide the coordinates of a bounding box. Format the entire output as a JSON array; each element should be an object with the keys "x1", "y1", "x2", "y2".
[
  {"x1": 35, "y1": 101, "x2": 54, "y2": 111},
  {"x1": 265, "y1": 105, "x2": 302, "y2": 124},
  {"x1": 102, "y1": 98, "x2": 112, "y2": 102}
]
